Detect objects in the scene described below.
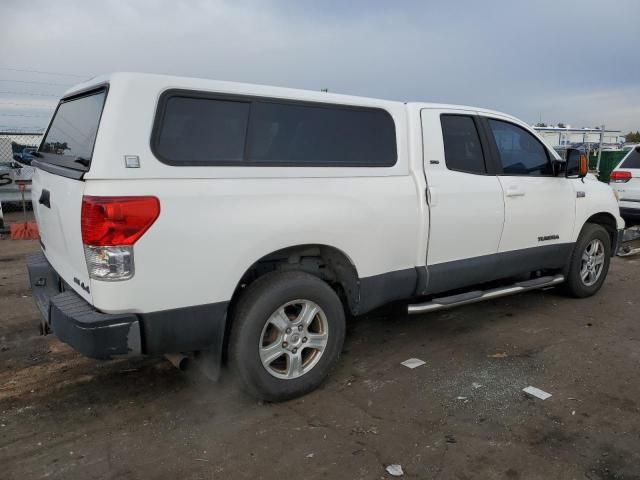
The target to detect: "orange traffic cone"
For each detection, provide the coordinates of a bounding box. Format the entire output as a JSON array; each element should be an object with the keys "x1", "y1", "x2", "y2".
[{"x1": 10, "y1": 183, "x2": 39, "y2": 240}]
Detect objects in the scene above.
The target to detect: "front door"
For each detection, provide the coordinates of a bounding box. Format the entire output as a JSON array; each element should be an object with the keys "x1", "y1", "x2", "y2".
[{"x1": 482, "y1": 116, "x2": 576, "y2": 272}]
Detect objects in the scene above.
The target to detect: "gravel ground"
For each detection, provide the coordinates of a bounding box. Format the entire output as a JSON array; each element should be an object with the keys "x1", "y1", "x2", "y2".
[{"x1": 1, "y1": 239, "x2": 639, "y2": 479}]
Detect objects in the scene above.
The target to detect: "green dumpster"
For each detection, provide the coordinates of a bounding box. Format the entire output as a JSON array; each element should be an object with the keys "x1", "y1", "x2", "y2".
[{"x1": 589, "y1": 151, "x2": 627, "y2": 182}]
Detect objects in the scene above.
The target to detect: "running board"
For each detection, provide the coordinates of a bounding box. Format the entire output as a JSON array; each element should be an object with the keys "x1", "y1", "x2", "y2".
[{"x1": 407, "y1": 274, "x2": 565, "y2": 314}]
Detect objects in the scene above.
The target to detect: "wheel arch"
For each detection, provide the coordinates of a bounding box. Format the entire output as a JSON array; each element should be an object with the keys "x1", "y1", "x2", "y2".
[
  {"x1": 584, "y1": 212, "x2": 618, "y2": 254},
  {"x1": 229, "y1": 244, "x2": 361, "y2": 319}
]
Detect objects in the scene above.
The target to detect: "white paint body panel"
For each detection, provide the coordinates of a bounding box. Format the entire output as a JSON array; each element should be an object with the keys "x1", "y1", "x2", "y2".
[
  {"x1": 498, "y1": 174, "x2": 576, "y2": 251},
  {"x1": 32, "y1": 72, "x2": 624, "y2": 313},
  {"x1": 85, "y1": 176, "x2": 420, "y2": 313},
  {"x1": 574, "y1": 174, "x2": 626, "y2": 234}
]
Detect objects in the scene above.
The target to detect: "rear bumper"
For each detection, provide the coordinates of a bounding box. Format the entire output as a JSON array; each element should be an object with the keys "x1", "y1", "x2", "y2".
[
  {"x1": 27, "y1": 253, "x2": 141, "y2": 359},
  {"x1": 27, "y1": 252, "x2": 229, "y2": 364}
]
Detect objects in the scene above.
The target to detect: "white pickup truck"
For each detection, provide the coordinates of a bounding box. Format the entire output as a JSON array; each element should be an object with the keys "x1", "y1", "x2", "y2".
[{"x1": 27, "y1": 73, "x2": 624, "y2": 400}]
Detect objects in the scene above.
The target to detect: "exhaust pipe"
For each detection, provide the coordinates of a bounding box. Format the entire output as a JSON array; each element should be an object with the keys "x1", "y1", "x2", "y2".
[{"x1": 165, "y1": 353, "x2": 191, "y2": 371}]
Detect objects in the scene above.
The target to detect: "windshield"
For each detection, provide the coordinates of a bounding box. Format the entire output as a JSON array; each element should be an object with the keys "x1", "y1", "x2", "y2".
[{"x1": 38, "y1": 88, "x2": 107, "y2": 172}]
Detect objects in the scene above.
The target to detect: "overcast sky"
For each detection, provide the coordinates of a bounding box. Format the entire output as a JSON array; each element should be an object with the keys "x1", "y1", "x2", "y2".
[{"x1": 1, "y1": 0, "x2": 639, "y2": 132}]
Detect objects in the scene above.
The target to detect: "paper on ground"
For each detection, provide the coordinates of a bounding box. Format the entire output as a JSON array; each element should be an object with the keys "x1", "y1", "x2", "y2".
[
  {"x1": 386, "y1": 464, "x2": 404, "y2": 476},
  {"x1": 523, "y1": 386, "x2": 552, "y2": 400},
  {"x1": 401, "y1": 358, "x2": 426, "y2": 369}
]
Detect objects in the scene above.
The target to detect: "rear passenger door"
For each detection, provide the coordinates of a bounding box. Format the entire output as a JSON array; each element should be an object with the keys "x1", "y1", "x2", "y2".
[
  {"x1": 420, "y1": 109, "x2": 505, "y2": 294},
  {"x1": 482, "y1": 116, "x2": 576, "y2": 259}
]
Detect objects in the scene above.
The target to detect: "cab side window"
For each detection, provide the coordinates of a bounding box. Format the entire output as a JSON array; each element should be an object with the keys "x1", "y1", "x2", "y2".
[
  {"x1": 488, "y1": 119, "x2": 552, "y2": 176},
  {"x1": 440, "y1": 115, "x2": 486, "y2": 174}
]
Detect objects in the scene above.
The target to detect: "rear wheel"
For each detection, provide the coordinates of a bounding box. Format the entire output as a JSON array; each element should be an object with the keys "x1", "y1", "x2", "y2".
[
  {"x1": 229, "y1": 271, "x2": 345, "y2": 401},
  {"x1": 564, "y1": 223, "x2": 611, "y2": 298}
]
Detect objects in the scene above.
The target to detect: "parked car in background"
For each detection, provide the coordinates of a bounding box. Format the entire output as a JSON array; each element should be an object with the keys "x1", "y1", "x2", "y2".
[
  {"x1": 0, "y1": 160, "x2": 35, "y2": 203},
  {"x1": 13, "y1": 146, "x2": 37, "y2": 165},
  {"x1": 610, "y1": 146, "x2": 640, "y2": 226},
  {"x1": 27, "y1": 73, "x2": 625, "y2": 401}
]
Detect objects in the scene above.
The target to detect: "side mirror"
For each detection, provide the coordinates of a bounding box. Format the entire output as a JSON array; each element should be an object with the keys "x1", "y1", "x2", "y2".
[{"x1": 566, "y1": 148, "x2": 588, "y2": 178}]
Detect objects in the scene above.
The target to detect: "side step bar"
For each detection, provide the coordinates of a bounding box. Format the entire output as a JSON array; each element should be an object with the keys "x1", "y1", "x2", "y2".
[{"x1": 407, "y1": 274, "x2": 565, "y2": 315}]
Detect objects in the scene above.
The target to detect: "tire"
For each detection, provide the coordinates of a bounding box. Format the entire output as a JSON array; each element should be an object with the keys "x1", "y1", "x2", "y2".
[
  {"x1": 229, "y1": 270, "x2": 346, "y2": 401},
  {"x1": 564, "y1": 223, "x2": 611, "y2": 298}
]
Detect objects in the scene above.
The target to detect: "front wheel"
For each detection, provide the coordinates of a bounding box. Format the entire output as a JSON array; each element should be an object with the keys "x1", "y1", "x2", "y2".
[
  {"x1": 564, "y1": 223, "x2": 611, "y2": 298},
  {"x1": 229, "y1": 271, "x2": 346, "y2": 401}
]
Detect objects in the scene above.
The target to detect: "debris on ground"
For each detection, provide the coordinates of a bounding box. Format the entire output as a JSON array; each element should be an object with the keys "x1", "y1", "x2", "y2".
[
  {"x1": 472, "y1": 382, "x2": 483, "y2": 389},
  {"x1": 618, "y1": 245, "x2": 640, "y2": 257},
  {"x1": 351, "y1": 425, "x2": 378, "y2": 435},
  {"x1": 401, "y1": 358, "x2": 426, "y2": 369},
  {"x1": 618, "y1": 227, "x2": 640, "y2": 256},
  {"x1": 523, "y1": 386, "x2": 552, "y2": 400},
  {"x1": 385, "y1": 464, "x2": 404, "y2": 476}
]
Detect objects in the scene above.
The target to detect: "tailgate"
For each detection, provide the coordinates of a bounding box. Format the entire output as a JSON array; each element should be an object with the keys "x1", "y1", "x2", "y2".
[{"x1": 32, "y1": 168, "x2": 91, "y2": 301}]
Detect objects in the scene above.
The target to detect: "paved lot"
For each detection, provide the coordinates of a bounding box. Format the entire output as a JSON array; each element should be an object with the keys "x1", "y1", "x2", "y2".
[{"x1": 1, "y1": 239, "x2": 639, "y2": 479}]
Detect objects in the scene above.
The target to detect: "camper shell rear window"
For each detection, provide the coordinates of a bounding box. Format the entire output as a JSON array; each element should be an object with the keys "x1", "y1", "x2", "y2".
[{"x1": 37, "y1": 87, "x2": 108, "y2": 173}]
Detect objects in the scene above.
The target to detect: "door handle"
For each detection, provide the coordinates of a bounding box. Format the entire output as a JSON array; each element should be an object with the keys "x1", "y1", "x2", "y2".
[
  {"x1": 427, "y1": 187, "x2": 438, "y2": 207},
  {"x1": 505, "y1": 186, "x2": 525, "y2": 197}
]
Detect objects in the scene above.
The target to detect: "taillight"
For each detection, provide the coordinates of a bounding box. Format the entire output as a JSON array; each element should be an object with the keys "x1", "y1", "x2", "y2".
[
  {"x1": 81, "y1": 196, "x2": 160, "y2": 281},
  {"x1": 610, "y1": 171, "x2": 632, "y2": 183},
  {"x1": 81, "y1": 196, "x2": 160, "y2": 246}
]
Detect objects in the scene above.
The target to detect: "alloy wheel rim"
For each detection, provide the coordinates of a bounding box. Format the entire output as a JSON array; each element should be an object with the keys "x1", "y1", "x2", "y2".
[
  {"x1": 259, "y1": 300, "x2": 329, "y2": 380},
  {"x1": 580, "y1": 238, "x2": 605, "y2": 287}
]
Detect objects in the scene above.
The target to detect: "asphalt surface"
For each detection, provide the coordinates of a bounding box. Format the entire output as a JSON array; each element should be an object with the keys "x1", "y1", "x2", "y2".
[{"x1": 1, "y1": 239, "x2": 639, "y2": 479}]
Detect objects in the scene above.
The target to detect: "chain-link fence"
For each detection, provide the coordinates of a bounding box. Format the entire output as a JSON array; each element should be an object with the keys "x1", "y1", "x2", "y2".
[{"x1": 0, "y1": 132, "x2": 42, "y2": 231}]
